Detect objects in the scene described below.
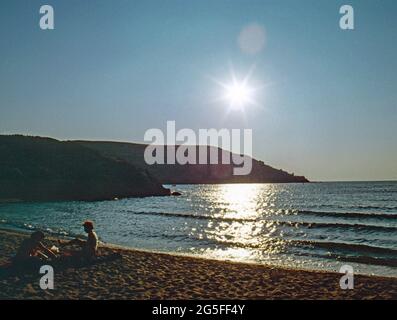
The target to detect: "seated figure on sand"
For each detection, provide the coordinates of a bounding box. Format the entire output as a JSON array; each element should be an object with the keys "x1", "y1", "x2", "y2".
[
  {"x1": 13, "y1": 231, "x2": 57, "y2": 267},
  {"x1": 60, "y1": 220, "x2": 99, "y2": 262}
]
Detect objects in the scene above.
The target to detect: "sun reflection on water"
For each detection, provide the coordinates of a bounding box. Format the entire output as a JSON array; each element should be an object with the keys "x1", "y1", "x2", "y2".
[
  {"x1": 190, "y1": 184, "x2": 289, "y2": 262},
  {"x1": 217, "y1": 184, "x2": 262, "y2": 219}
]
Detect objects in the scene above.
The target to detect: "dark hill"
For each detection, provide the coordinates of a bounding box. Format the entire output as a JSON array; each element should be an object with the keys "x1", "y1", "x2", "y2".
[
  {"x1": 75, "y1": 141, "x2": 309, "y2": 184},
  {"x1": 0, "y1": 135, "x2": 169, "y2": 202}
]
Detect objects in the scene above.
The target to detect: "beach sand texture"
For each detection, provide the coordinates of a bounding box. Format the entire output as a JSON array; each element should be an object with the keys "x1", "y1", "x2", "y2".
[{"x1": 0, "y1": 230, "x2": 396, "y2": 300}]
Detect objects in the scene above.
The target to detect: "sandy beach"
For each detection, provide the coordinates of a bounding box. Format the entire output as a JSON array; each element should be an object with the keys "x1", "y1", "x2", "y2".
[{"x1": 0, "y1": 229, "x2": 396, "y2": 300}]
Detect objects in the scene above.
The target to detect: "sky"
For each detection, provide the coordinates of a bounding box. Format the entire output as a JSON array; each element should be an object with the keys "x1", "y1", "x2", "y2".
[{"x1": 0, "y1": 0, "x2": 396, "y2": 181}]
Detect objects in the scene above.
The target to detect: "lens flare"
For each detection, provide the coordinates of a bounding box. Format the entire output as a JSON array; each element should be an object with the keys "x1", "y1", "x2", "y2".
[
  {"x1": 224, "y1": 82, "x2": 252, "y2": 109},
  {"x1": 209, "y1": 64, "x2": 263, "y2": 112}
]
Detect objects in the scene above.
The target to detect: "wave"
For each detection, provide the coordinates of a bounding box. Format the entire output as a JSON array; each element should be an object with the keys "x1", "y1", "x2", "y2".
[
  {"x1": 126, "y1": 209, "x2": 397, "y2": 222},
  {"x1": 276, "y1": 220, "x2": 397, "y2": 233},
  {"x1": 298, "y1": 210, "x2": 397, "y2": 220},
  {"x1": 192, "y1": 233, "x2": 397, "y2": 257},
  {"x1": 3, "y1": 208, "x2": 395, "y2": 243},
  {"x1": 198, "y1": 230, "x2": 397, "y2": 255},
  {"x1": 120, "y1": 210, "x2": 397, "y2": 236},
  {"x1": 320, "y1": 253, "x2": 397, "y2": 268},
  {"x1": 122, "y1": 210, "x2": 257, "y2": 222},
  {"x1": 125, "y1": 210, "x2": 396, "y2": 232},
  {"x1": 304, "y1": 252, "x2": 397, "y2": 268},
  {"x1": 292, "y1": 239, "x2": 397, "y2": 256},
  {"x1": 0, "y1": 220, "x2": 78, "y2": 239},
  {"x1": 348, "y1": 205, "x2": 397, "y2": 210},
  {"x1": 304, "y1": 202, "x2": 397, "y2": 210}
]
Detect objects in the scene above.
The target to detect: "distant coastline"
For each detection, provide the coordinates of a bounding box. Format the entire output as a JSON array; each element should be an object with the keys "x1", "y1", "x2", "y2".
[
  {"x1": 76, "y1": 140, "x2": 309, "y2": 184},
  {"x1": 0, "y1": 135, "x2": 308, "y2": 202}
]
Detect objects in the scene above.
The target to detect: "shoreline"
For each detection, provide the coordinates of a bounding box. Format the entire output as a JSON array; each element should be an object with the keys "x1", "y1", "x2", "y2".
[
  {"x1": 2, "y1": 226, "x2": 395, "y2": 280},
  {"x1": 2, "y1": 225, "x2": 397, "y2": 276},
  {"x1": 1, "y1": 229, "x2": 396, "y2": 299}
]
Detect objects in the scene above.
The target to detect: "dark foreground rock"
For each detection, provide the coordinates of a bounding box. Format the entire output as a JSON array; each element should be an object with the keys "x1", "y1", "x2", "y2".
[{"x1": 0, "y1": 135, "x2": 170, "y2": 202}]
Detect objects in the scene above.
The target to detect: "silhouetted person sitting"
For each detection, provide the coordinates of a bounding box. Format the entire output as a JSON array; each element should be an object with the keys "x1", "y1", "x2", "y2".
[
  {"x1": 13, "y1": 231, "x2": 56, "y2": 268},
  {"x1": 60, "y1": 221, "x2": 98, "y2": 263}
]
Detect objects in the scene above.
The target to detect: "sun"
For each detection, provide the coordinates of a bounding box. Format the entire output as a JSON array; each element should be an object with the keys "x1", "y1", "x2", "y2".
[
  {"x1": 210, "y1": 64, "x2": 260, "y2": 111},
  {"x1": 224, "y1": 81, "x2": 252, "y2": 110}
]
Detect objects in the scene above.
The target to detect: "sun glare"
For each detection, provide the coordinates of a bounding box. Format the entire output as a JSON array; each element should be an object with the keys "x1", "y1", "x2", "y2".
[
  {"x1": 225, "y1": 82, "x2": 252, "y2": 109},
  {"x1": 210, "y1": 64, "x2": 261, "y2": 111}
]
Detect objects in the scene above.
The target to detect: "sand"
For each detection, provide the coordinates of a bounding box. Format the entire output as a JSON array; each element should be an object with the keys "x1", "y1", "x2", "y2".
[{"x1": 0, "y1": 229, "x2": 396, "y2": 300}]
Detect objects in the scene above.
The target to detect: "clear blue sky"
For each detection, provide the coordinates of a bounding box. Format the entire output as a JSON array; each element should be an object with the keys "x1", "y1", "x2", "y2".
[{"x1": 1, "y1": 0, "x2": 396, "y2": 181}]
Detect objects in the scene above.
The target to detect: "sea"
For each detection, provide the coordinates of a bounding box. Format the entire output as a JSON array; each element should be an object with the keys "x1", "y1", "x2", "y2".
[{"x1": 0, "y1": 182, "x2": 396, "y2": 277}]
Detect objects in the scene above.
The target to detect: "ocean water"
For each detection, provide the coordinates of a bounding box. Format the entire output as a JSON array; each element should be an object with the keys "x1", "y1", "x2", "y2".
[{"x1": 0, "y1": 182, "x2": 396, "y2": 277}]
